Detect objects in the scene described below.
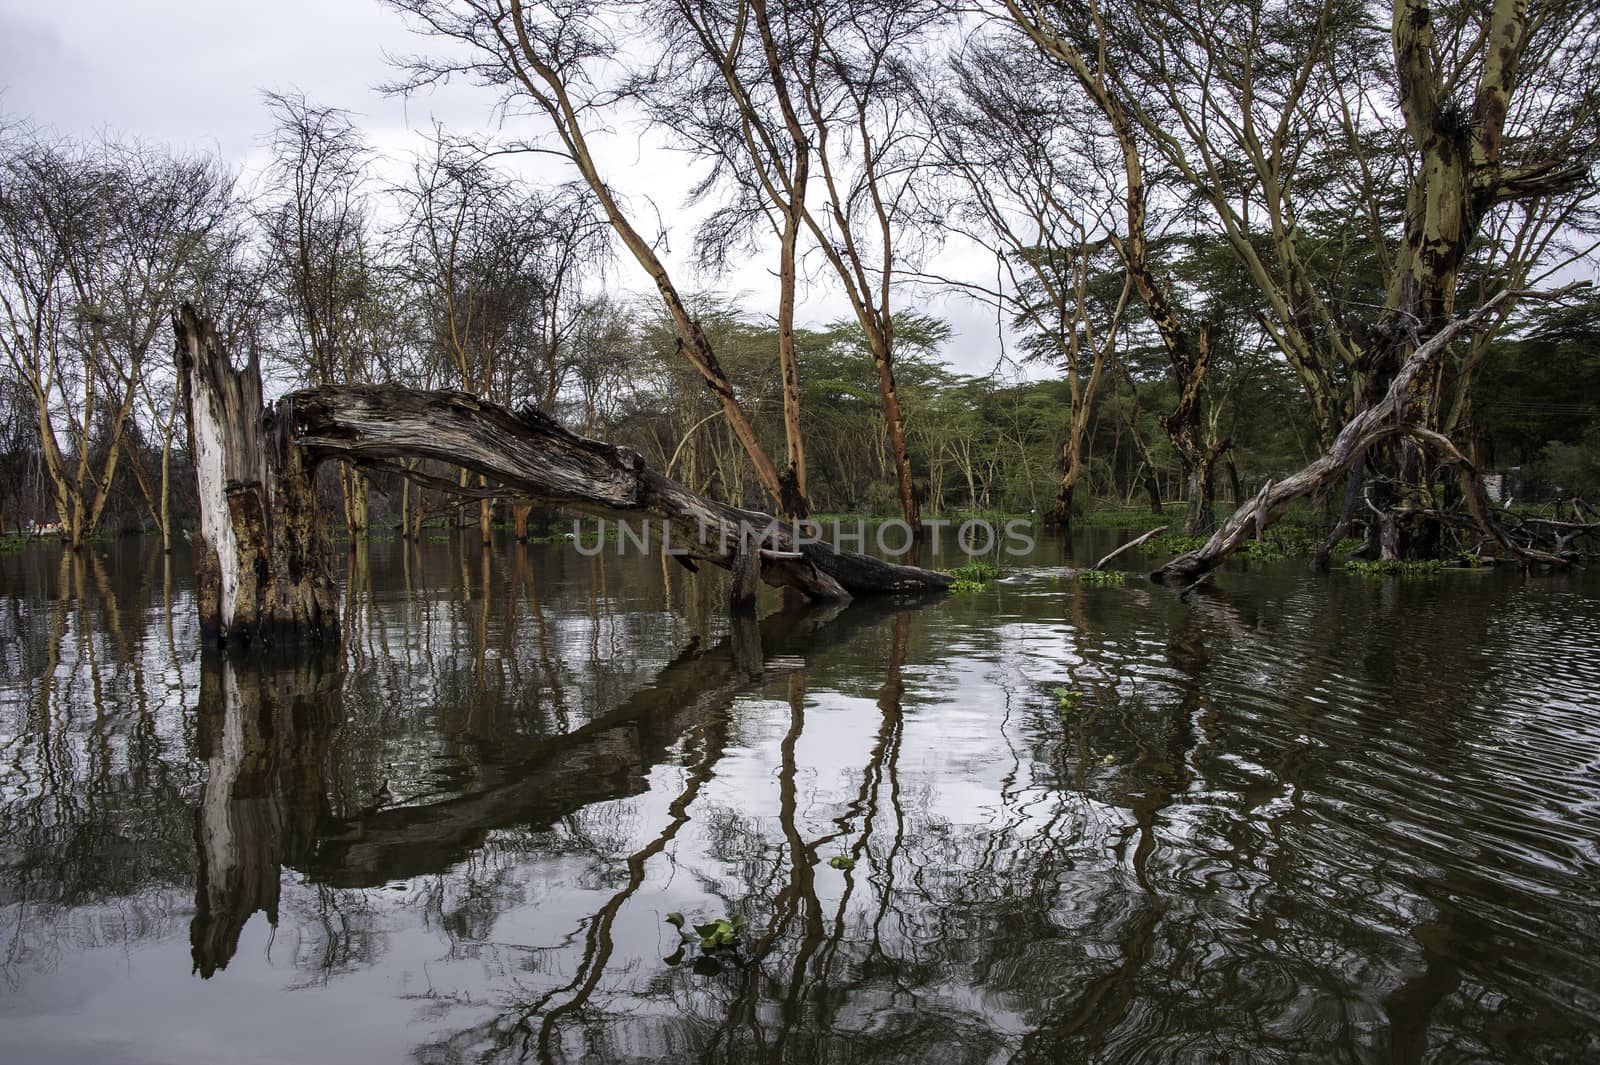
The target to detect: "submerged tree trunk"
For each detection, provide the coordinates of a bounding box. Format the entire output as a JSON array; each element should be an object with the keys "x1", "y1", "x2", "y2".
[{"x1": 175, "y1": 305, "x2": 340, "y2": 648}]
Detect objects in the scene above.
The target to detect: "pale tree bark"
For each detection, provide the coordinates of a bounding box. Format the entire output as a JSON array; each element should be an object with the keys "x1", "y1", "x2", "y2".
[
  {"x1": 177, "y1": 305, "x2": 950, "y2": 647},
  {"x1": 397, "y1": 0, "x2": 788, "y2": 508},
  {"x1": 176, "y1": 306, "x2": 340, "y2": 647}
]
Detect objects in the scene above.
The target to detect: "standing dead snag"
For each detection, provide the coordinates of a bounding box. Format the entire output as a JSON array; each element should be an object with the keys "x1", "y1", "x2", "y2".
[
  {"x1": 176, "y1": 305, "x2": 949, "y2": 647},
  {"x1": 176, "y1": 305, "x2": 340, "y2": 648}
]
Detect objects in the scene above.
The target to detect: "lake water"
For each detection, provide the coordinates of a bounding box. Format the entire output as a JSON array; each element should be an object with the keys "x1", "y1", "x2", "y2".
[{"x1": 1, "y1": 531, "x2": 1598, "y2": 1064}]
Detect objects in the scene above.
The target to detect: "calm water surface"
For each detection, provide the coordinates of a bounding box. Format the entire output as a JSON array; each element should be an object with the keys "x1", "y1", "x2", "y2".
[{"x1": 1, "y1": 531, "x2": 1598, "y2": 1064}]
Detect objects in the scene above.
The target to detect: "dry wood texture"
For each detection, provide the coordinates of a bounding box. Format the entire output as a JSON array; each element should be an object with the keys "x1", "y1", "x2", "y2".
[
  {"x1": 177, "y1": 305, "x2": 949, "y2": 647},
  {"x1": 286, "y1": 384, "x2": 952, "y2": 600},
  {"x1": 176, "y1": 306, "x2": 340, "y2": 648}
]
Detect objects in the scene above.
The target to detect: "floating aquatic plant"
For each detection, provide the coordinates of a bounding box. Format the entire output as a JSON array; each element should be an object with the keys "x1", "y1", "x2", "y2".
[{"x1": 665, "y1": 911, "x2": 746, "y2": 950}]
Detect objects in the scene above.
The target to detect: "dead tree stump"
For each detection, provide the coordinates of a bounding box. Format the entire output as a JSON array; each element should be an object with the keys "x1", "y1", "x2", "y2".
[{"x1": 176, "y1": 305, "x2": 339, "y2": 648}]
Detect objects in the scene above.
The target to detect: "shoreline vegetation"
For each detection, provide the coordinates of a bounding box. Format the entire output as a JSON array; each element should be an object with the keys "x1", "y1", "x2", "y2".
[{"x1": 12, "y1": 497, "x2": 1590, "y2": 568}]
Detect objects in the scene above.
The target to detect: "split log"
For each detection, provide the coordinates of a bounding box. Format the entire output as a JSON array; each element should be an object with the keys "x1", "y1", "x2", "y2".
[
  {"x1": 175, "y1": 305, "x2": 949, "y2": 647},
  {"x1": 175, "y1": 306, "x2": 339, "y2": 647},
  {"x1": 1151, "y1": 284, "x2": 1588, "y2": 586}
]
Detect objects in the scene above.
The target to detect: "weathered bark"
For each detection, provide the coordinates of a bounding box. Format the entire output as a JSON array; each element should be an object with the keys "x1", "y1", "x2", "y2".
[
  {"x1": 1151, "y1": 287, "x2": 1582, "y2": 585},
  {"x1": 177, "y1": 306, "x2": 948, "y2": 649},
  {"x1": 175, "y1": 305, "x2": 340, "y2": 648},
  {"x1": 287, "y1": 385, "x2": 951, "y2": 599}
]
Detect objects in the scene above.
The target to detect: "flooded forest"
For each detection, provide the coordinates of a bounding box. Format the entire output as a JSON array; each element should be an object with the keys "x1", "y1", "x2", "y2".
[{"x1": 2, "y1": 0, "x2": 1600, "y2": 1063}]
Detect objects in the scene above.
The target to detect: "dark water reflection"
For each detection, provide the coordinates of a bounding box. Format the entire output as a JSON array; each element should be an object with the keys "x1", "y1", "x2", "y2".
[{"x1": 2, "y1": 532, "x2": 1599, "y2": 1064}]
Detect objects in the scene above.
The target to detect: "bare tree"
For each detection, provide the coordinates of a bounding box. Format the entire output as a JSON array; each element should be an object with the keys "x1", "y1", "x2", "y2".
[
  {"x1": 646, "y1": 0, "x2": 825, "y2": 517},
  {"x1": 0, "y1": 123, "x2": 235, "y2": 548},
  {"x1": 382, "y1": 0, "x2": 790, "y2": 510},
  {"x1": 261, "y1": 90, "x2": 387, "y2": 539},
  {"x1": 922, "y1": 34, "x2": 1134, "y2": 526}
]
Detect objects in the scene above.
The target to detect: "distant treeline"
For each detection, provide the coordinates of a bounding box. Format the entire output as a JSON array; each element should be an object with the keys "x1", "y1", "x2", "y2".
[{"x1": 3, "y1": 1, "x2": 1598, "y2": 552}]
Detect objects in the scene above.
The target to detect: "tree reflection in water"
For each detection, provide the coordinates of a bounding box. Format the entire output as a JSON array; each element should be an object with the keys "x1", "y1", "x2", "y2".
[{"x1": 2, "y1": 537, "x2": 1600, "y2": 1064}]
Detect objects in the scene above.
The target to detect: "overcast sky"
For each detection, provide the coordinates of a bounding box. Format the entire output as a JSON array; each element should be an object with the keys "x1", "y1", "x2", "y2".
[{"x1": 0, "y1": 0, "x2": 1019, "y2": 378}]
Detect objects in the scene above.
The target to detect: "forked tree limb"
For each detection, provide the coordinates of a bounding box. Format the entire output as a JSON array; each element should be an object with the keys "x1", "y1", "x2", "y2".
[{"x1": 1151, "y1": 283, "x2": 1590, "y2": 585}]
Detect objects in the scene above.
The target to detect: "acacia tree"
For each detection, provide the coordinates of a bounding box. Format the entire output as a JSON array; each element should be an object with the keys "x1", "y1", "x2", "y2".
[
  {"x1": 383, "y1": 0, "x2": 790, "y2": 511},
  {"x1": 1005, "y1": 0, "x2": 1600, "y2": 557},
  {"x1": 644, "y1": 0, "x2": 822, "y2": 517},
  {"x1": 0, "y1": 124, "x2": 235, "y2": 548},
  {"x1": 642, "y1": 0, "x2": 946, "y2": 529},
  {"x1": 922, "y1": 35, "x2": 1135, "y2": 526},
  {"x1": 780, "y1": 0, "x2": 948, "y2": 532}
]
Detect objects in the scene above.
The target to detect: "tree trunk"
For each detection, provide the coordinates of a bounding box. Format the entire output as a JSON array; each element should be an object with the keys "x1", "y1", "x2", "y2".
[
  {"x1": 175, "y1": 305, "x2": 340, "y2": 648},
  {"x1": 1151, "y1": 287, "x2": 1577, "y2": 586},
  {"x1": 871, "y1": 337, "x2": 921, "y2": 533},
  {"x1": 160, "y1": 416, "x2": 175, "y2": 553},
  {"x1": 176, "y1": 305, "x2": 950, "y2": 648},
  {"x1": 290, "y1": 385, "x2": 951, "y2": 601}
]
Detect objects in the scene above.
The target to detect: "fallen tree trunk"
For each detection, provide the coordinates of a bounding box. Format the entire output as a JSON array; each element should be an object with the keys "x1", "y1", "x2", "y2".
[
  {"x1": 176, "y1": 306, "x2": 949, "y2": 647},
  {"x1": 1151, "y1": 285, "x2": 1587, "y2": 587},
  {"x1": 285, "y1": 386, "x2": 952, "y2": 598}
]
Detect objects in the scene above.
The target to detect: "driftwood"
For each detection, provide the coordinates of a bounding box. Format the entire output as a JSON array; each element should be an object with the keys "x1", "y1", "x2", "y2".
[
  {"x1": 175, "y1": 306, "x2": 949, "y2": 647},
  {"x1": 1151, "y1": 285, "x2": 1589, "y2": 585}
]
